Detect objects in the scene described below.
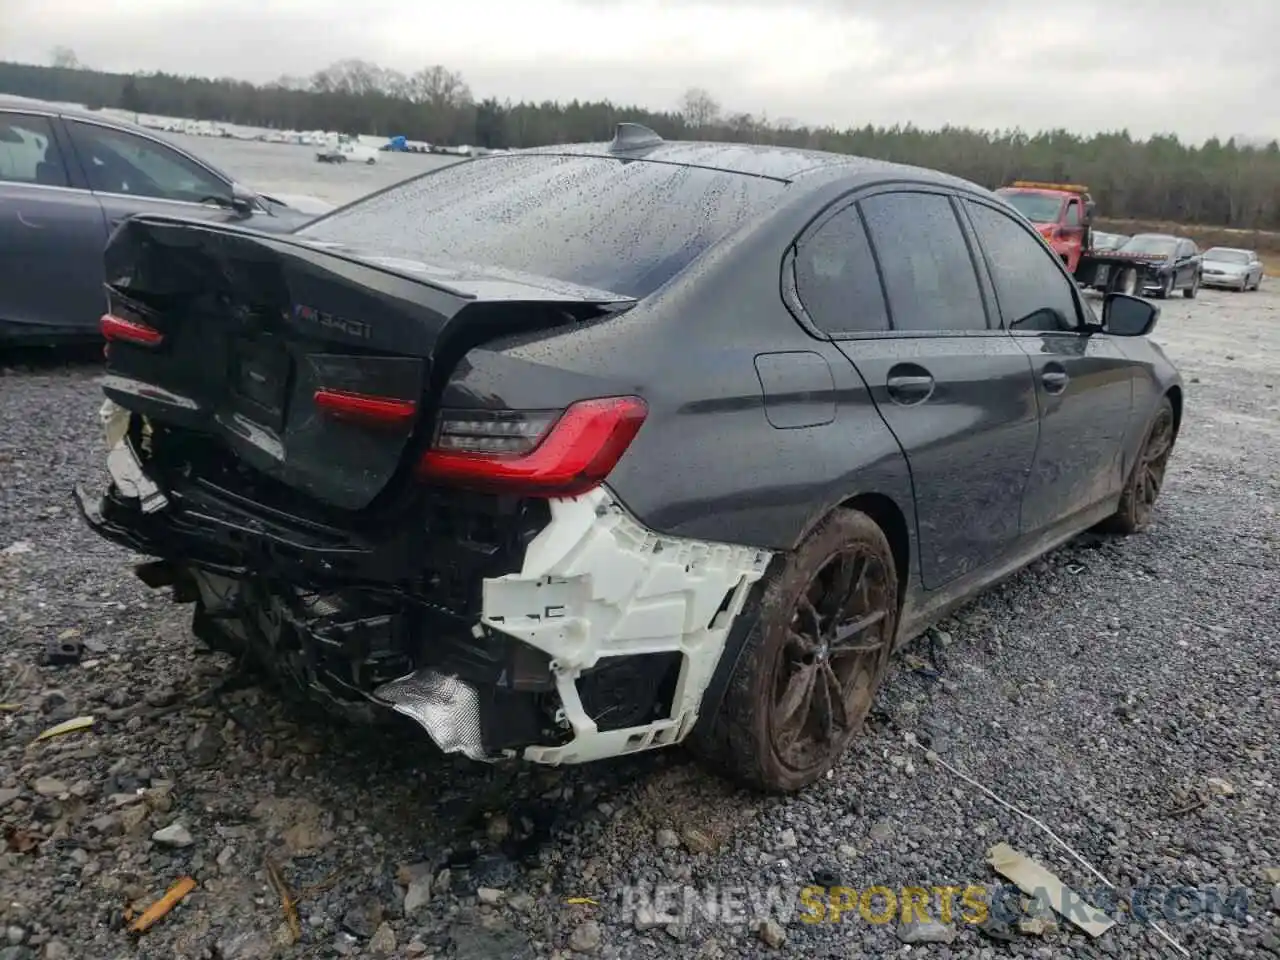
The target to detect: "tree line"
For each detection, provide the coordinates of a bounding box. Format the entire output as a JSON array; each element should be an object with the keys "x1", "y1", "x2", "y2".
[{"x1": 4, "y1": 55, "x2": 1280, "y2": 231}]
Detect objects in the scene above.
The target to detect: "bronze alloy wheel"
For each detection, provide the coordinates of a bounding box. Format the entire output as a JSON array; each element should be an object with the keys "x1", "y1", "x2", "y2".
[
  {"x1": 1099, "y1": 395, "x2": 1177, "y2": 535},
  {"x1": 767, "y1": 545, "x2": 894, "y2": 775},
  {"x1": 689, "y1": 509, "x2": 900, "y2": 793},
  {"x1": 1132, "y1": 401, "x2": 1175, "y2": 528}
]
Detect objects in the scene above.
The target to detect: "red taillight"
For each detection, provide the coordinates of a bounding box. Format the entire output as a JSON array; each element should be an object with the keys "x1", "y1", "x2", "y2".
[
  {"x1": 314, "y1": 389, "x2": 417, "y2": 429},
  {"x1": 101, "y1": 313, "x2": 163, "y2": 346},
  {"x1": 417, "y1": 396, "x2": 648, "y2": 497}
]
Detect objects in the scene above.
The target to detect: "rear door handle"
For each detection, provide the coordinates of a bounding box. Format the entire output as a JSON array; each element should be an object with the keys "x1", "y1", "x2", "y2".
[
  {"x1": 1042, "y1": 366, "x2": 1069, "y2": 394},
  {"x1": 886, "y1": 370, "x2": 935, "y2": 405}
]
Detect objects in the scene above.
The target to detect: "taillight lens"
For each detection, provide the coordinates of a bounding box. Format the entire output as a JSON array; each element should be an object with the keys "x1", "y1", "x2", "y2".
[
  {"x1": 418, "y1": 396, "x2": 648, "y2": 497},
  {"x1": 101, "y1": 313, "x2": 164, "y2": 347}
]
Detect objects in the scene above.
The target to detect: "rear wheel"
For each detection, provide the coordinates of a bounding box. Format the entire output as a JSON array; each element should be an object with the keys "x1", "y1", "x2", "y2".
[
  {"x1": 689, "y1": 510, "x2": 899, "y2": 793},
  {"x1": 1099, "y1": 397, "x2": 1176, "y2": 535}
]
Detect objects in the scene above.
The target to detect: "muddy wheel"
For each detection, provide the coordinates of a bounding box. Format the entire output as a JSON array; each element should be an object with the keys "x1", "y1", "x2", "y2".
[
  {"x1": 1183, "y1": 273, "x2": 1199, "y2": 299},
  {"x1": 689, "y1": 510, "x2": 899, "y2": 793},
  {"x1": 1099, "y1": 396, "x2": 1176, "y2": 535}
]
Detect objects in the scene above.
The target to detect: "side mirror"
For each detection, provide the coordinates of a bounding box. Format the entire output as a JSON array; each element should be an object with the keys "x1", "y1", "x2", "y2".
[
  {"x1": 1103, "y1": 293, "x2": 1159, "y2": 336},
  {"x1": 229, "y1": 182, "x2": 259, "y2": 218},
  {"x1": 1084, "y1": 200, "x2": 1096, "y2": 220}
]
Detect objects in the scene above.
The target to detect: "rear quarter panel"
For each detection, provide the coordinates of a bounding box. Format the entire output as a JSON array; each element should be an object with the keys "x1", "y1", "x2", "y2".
[{"x1": 441, "y1": 194, "x2": 917, "y2": 555}]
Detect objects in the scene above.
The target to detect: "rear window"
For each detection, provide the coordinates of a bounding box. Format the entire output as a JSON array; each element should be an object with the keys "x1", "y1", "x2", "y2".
[{"x1": 298, "y1": 154, "x2": 787, "y2": 298}]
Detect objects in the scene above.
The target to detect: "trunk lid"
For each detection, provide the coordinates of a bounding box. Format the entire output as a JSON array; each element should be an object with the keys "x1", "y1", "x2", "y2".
[{"x1": 101, "y1": 215, "x2": 633, "y2": 512}]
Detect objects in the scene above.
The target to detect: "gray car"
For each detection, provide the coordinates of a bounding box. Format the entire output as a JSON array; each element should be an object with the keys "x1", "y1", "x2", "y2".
[
  {"x1": 1200, "y1": 246, "x2": 1264, "y2": 291},
  {"x1": 78, "y1": 126, "x2": 1184, "y2": 793},
  {"x1": 0, "y1": 95, "x2": 329, "y2": 344}
]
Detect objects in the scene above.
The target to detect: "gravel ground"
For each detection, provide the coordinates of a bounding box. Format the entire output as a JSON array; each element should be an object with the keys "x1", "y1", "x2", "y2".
[{"x1": 1, "y1": 281, "x2": 1277, "y2": 960}]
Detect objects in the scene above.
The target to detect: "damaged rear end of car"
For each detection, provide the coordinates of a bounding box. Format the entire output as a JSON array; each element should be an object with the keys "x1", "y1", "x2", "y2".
[{"x1": 78, "y1": 213, "x2": 770, "y2": 766}]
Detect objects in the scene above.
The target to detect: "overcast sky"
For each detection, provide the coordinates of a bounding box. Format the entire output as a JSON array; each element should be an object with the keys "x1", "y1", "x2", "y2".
[{"x1": 2, "y1": 0, "x2": 1276, "y2": 144}]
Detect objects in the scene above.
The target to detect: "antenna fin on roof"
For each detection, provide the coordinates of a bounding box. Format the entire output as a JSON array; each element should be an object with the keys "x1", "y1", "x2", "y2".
[{"x1": 609, "y1": 122, "x2": 663, "y2": 152}]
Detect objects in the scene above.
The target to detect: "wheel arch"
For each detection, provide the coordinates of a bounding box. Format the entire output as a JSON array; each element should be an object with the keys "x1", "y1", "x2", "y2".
[{"x1": 836, "y1": 491, "x2": 911, "y2": 611}]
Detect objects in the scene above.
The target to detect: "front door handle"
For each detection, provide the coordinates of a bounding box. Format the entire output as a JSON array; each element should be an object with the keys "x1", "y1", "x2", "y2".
[
  {"x1": 1042, "y1": 365, "x2": 1069, "y2": 394},
  {"x1": 886, "y1": 368, "x2": 935, "y2": 405}
]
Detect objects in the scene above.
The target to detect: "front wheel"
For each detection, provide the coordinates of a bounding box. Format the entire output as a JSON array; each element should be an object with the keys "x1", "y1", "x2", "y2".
[
  {"x1": 1155, "y1": 273, "x2": 1173, "y2": 299},
  {"x1": 689, "y1": 509, "x2": 899, "y2": 793},
  {"x1": 1099, "y1": 397, "x2": 1176, "y2": 535},
  {"x1": 1183, "y1": 273, "x2": 1199, "y2": 299}
]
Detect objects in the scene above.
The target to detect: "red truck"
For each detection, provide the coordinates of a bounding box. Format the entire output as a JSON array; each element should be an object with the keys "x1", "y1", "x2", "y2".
[
  {"x1": 994, "y1": 181, "x2": 1188, "y2": 297},
  {"x1": 995, "y1": 180, "x2": 1096, "y2": 273}
]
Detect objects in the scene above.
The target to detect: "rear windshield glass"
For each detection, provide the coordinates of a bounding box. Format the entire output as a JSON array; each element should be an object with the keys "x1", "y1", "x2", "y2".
[{"x1": 298, "y1": 154, "x2": 788, "y2": 298}]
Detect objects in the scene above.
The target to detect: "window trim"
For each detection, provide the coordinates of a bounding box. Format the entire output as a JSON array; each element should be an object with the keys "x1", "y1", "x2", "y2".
[
  {"x1": 959, "y1": 195, "x2": 1088, "y2": 337},
  {"x1": 63, "y1": 116, "x2": 240, "y2": 209},
  {"x1": 778, "y1": 183, "x2": 1008, "y2": 343},
  {"x1": 0, "y1": 110, "x2": 74, "y2": 190}
]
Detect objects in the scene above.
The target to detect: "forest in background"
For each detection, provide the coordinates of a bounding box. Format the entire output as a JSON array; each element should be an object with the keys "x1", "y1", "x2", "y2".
[{"x1": 4, "y1": 51, "x2": 1280, "y2": 232}]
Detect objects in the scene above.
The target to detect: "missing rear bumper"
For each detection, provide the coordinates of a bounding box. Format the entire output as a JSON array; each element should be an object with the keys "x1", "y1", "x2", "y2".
[{"x1": 80, "y1": 406, "x2": 772, "y2": 766}]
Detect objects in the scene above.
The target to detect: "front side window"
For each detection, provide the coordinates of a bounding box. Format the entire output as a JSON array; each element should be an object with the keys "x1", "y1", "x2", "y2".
[
  {"x1": 1064, "y1": 200, "x2": 1082, "y2": 226},
  {"x1": 67, "y1": 121, "x2": 230, "y2": 203},
  {"x1": 792, "y1": 204, "x2": 889, "y2": 335},
  {"x1": 964, "y1": 200, "x2": 1081, "y2": 333},
  {"x1": 997, "y1": 190, "x2": 1062, "y2": 225},
  {"x1": 858, "y1": 191, "x2": 988, "y2": 333},
  {"x1": 0, "y1": 114, "x2": 68, "y2": 187}
]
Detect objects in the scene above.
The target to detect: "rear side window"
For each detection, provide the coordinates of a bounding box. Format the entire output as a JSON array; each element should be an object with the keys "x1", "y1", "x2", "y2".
[
  {"x1": 964, "y1": 200, "x2": 1080, "y2": 332},
  {"x1": 300, "y1": 154, "x2": 787, "y2": 299},
  {"x1": 0, "y1": 114, "x2": 68, "y2": 187},
  {"x1": 793, "y1": 205, "x2": 889, "y2": 335},
  {"x1": 859, "y1": 192, "x2": 988, "y2": 332}
]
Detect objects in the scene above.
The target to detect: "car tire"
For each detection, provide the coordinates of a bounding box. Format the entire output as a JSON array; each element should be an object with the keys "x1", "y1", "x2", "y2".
[
  {"x1": 1116, "y1": 268, "x2": 1138, "y2": 296},
  {"x1": 1098, "y1": 396, "x2": 1176, "y2": 536},
  {"x1": 688, "y1": 509, "x2": 899, "y2": 793},
  {"x1": 1240, "y1": 277, "x2": 1249, "y2": 292},
  {"x1": 1156, "y1": 273, "x2": 1173, "y2": 299},
  {"x1": 1183, "y1": 274, "x2": 1199, "y2": 299}
]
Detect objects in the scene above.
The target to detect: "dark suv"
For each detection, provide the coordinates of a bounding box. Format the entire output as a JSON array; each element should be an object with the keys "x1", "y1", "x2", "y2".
[{"x1": 78, "y1": 124, "x2": 1182, "y2": 793}]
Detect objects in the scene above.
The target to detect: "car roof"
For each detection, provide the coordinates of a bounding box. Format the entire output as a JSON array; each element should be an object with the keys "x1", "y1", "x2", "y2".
[
  {"x1": 1205, "y1": 246, "x2": 1252, "y2": 255},
  {"x1": 0, "y1": 94, "x2": 151, "y2": 132},
  {"x1": 517, "y1": 136, "x2": 985, "y2": 193},
  {"x1": 1130, "y1": 233, "x2": 1179, "y2": 242}
]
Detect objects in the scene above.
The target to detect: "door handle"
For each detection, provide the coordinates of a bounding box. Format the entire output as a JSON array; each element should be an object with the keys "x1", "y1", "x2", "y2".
[
  {"x1": 885, "y1": 371, "x2": 935, "y2": 405},
  {"x1": 1041, "y1": 366, "x2": 1069, "y2": 394}
]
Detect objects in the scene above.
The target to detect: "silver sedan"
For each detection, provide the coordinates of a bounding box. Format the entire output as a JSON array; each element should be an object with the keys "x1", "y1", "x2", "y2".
[{"x1": 1200, "y1": 247, "x2": 1264, "y2": 291}]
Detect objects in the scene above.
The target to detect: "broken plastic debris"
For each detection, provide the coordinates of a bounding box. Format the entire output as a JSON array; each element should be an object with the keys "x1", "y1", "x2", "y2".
[
  {"x1": 986, "y1": 843, "x2": 1115, "y2": 937},
  {"x1": 33, "y1": 715, "x2": 95, "y2": 742},
  {"x1": 129, "y1": 876, "x2": 197, "y2": 934},
  {"x1": 265, "y1": 856, "x2": 302, "y2": 944},
  {"x1": 565, "y1": 897, "x2": 599, "y2": 906}
]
